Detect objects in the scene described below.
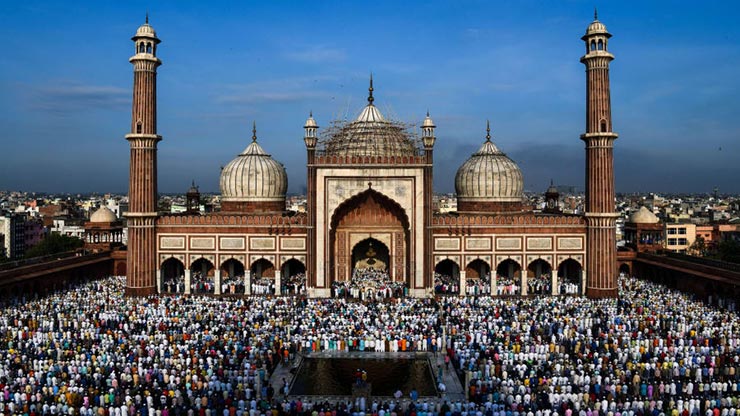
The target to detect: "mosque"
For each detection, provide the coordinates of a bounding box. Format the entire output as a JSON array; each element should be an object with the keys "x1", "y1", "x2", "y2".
[{"x1": 117, "y1": 14, "x2": 619, "y2": 298}]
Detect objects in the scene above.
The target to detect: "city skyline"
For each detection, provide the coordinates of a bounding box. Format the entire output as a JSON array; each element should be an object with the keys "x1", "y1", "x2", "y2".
[{"x1": 2, "y1": 1, "x2": 739, "y2": 194}]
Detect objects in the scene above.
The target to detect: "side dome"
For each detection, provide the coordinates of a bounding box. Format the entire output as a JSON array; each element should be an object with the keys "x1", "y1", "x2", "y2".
[
  {"x1": 90, "y1": 206, "x2": 117, "y2": 223},
  {"x1": 320, "y1": 77, "x2": 419, "y2": 159},
  {"x1": 455, "y1": 122, "x2": 524, "y2": 213},
  {"x1": 219, "y1": 123, "x2": 288, "y2": 213},
  {"x1": 629, "y1": 206, "x2": 659, "y2": 224}
]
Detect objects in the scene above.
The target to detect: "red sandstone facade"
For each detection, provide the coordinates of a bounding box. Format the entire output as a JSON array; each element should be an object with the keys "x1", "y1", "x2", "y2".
[{"x1": 123, "y1": 15, "x2": 619, "y2": 298}]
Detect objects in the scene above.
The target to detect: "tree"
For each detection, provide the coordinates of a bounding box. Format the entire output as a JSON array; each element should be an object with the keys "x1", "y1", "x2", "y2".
[
  {"x1": 689, "y1": 236, "x2": 707, "y2": 256},
  {"x1": 24, "y1": 233, "x2": 84, "y2": 259},
  {"x1": 717, "y1": 239, "x2": 740, "y2": 264}
]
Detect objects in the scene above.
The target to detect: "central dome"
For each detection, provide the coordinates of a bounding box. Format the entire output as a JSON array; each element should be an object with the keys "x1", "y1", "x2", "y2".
[
  {"x1": 455, "y1": 122, "x2": 524, "y2": 213},
  {"x1": 320, "y1": 78, "x2": 419, "y2": 158}
]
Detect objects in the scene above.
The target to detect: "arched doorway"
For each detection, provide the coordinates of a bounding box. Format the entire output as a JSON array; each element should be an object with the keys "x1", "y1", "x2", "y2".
[
  {"x1": 465, "y1": 259, "x2": 491, "y2": 295},
  {"x1": 496, "y1": 259, "x2": 521, "y2": 295},
  {"x1": 329, "y1": 189, "x2": 410, "y2": 292},
  {"x1": 191, "y1": 258, "x2": 215, "y2": 294},
  {"x1": 251, "y1": 258, "x2": 275, "y2": 295},
  {"x1": 281, "y1": 259, "x2": 306, "y2": 295},
  {"x1": 161, "y1": 258, "x2": 185, "y2": 294},
  {"x1": 527, "y1": 259, "x2": 553, "y2": 295},
  {"x1": 221, "y1": 259, "x2": 245, "y2": 294},
  {"x1": 558, "y1": 259, "x2": 582, "y2": 295},
  {"x1": 434, "y1": 259, "x2": 460, "y2": 295},
  {"x1": 352, "y1": 238, "x2": 390, "y2": 273}
]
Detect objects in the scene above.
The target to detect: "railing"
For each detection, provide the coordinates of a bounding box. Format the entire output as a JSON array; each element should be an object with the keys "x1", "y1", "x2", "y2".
[
  {"x1": 0, "y1": 250, "x2": 88, "y2": 271},
  {"x1": 0, "y1": 250, "x2": 109, "y2": 279},
  {"x1": 638, "y1": 252, "x2": 740, "y2": 274}
]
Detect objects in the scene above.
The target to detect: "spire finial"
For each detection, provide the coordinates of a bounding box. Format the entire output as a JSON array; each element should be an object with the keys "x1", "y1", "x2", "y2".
[
  {"x1": 486, "y1": 120, "x2": 491, "y2": 141},
  {"x1": 146, "y1": 11, "x2": 149, "y2": 24},
  {"x1": 594, "y1": 7, "x2": 598, "y2": 20},
  {"x1": 192, "y1": 179, "x2": 195, "y2": 187},
  {"x1": 550, "y1": 179, "x2": 554, "y2": 186},
  {"x1": 309, "y1": 110, "x2": 313, "y2": 118},
  {"x1": 252, "y1": 121, "x2": 257, "y2": 142},
  {"x1": 368, "y1": 73, "x2": 374, "y2": 105},
  {"x1": 426, "y1": 109, "x2": 430, "y2": 117}
]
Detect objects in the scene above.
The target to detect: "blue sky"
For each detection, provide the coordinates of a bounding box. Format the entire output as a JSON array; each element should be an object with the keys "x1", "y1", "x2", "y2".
[{"x1": 1, "y1": 1, "x2": 739, "y2": 195}]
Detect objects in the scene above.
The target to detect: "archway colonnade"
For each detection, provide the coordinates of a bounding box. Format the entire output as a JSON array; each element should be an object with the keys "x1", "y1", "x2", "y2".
[
  {"x1": 158, "y1": 256, "x2": 307, "y2": 296},
  {"x1": 434, "y1": 257, "x2": 584, "y2": 296},
  {"x1": 158, "y1": 255, "x2": 583, "y2": 297}
]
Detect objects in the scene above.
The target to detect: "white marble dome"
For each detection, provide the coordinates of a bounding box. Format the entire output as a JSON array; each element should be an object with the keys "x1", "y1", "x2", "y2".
[
  {"x1": 629, "y1": 206, "x2": 659, "y2": 224},
  {"x1": 90, "y1": 206, "x2": 117, "y2": 223},
  {"x1": 455, "y1": 124, "x2": 524, "y2": 202},
  {"x1": 219, "y1": 126, "x2": 287, "y2": 202}
]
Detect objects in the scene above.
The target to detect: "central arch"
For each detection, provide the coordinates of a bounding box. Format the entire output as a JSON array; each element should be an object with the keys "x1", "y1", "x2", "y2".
[{"x1": 329, "y1": 189, "x2": 410, "y2": 287}]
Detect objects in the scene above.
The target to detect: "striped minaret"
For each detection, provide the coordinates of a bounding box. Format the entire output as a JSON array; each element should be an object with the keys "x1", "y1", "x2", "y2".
[
  {"x1": 581, "y1": 11, "x2": 619, "y2": 298},
  {"x1": 125, "y1": 16, "x2": 162, "y2": 296}
]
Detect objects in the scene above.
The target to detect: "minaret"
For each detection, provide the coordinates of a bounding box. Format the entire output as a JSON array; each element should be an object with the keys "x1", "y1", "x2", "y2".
[
  {"x1": 125, "y1": 16, "x2": 162, "y2": 296},
  {"x1": 421, "y1": 111, "x2": 436, "y2": 291},
  {"x1": 581, "y1": 10, "x2": 619, "y2": 298},
  {"x1": 303, "y1": 111, "x2": 318, "y2": 294}
]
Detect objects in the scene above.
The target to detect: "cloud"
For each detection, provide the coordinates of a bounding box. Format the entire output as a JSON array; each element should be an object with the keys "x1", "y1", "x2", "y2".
[
  {"x1": 283, "y1": 45, "x2": 347, "y2": 64},
  {"x1": 211, "y1": 75, "x2": 340, "y2": 106},
  {"x1": 27, "y1": 83, "x2": 129, "y2": 113}
]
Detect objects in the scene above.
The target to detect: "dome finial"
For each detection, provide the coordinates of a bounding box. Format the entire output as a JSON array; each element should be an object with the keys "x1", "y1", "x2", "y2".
[
  {"x1": 368, "y1": 73, "x2": 374, "y2": 105},
  {"x1": 486, "y1": 120, "x2": 491, "y2": 142},
  {"x1": 426, "y1": 109, "x2": 430, "y2": 117},
  {"x1": 146, "y1": 11, "x2": 149, "y2": 24},
  {"x1": 594, "y1": 7, "x2": 598, "y2": 20},
  {"x1": 252, "y1": 121, "x2": 257, "y2": 142},
  {"x1": 309, "y1": 109, "x2": 313, "y2": 117}
]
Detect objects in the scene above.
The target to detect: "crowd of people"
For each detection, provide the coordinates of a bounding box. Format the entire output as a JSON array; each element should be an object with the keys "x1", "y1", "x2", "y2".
[
  {"x1": 496, "y1": 277, "x2": 521, "y2": 296},
  {"x1": 251, "y1": 277, "x2": 276, "y2": 295},
  {"x1": 527, "y1": 275, "x2": 552, "y2": 295},
  {"x1": 162, "y1": 276, "x2": 185, "y2": 294},
  {"x1": 465, "y1": 277, "x2": 491, "y2": 296},
  {"x1": 221, "y1": 275, "x2": 245, "y2": 295},
  {"x1": 434, "y1": 273, "x2": 460, "y2": 295},
  {"x1": 190, "y1": 271, "x2": 215, "y2": 294},
  {"x1": 2, "y1": 274, "x2": 740, "y2": 415},
  {"x1": 331, "y1": 268, "x2": 406, "y2": 300},
  {"x1": 281, "y1": 273, "x2": 306, "y2": 296}
]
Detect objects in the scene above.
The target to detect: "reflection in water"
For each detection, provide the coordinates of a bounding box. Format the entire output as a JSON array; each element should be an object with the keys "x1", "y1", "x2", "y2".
[{"x1": 290, "y1": 357, "x2": 436, "y2": 396}]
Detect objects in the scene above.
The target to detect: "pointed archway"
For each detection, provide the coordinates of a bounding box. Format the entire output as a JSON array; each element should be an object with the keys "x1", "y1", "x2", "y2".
[
  {"x1": 352, "y1": 238, "x2": 390, "y2": 273},
  {"x1": 329, "y1": 189, "x2": 410, "y2": 288}
]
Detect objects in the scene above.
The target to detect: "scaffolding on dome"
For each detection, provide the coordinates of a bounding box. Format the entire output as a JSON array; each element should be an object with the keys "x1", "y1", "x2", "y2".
[{"x1": 317, "y1": 117, "x2": 424, "y2": 158}]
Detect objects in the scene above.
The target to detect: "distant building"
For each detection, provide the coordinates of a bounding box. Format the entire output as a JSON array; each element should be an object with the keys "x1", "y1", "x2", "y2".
[
  {"x1": 0, "y1": 211, "x2": 29, "y2": 259},
  {"x1": 84, "y1": 206, "x2": 125, "y2": 252},
  {"x1": 665, "y1": 222, "x2": 696, "y2": 253},
  {"x1": 623, "y1": 207, "x2": 663, "y2": 253}
]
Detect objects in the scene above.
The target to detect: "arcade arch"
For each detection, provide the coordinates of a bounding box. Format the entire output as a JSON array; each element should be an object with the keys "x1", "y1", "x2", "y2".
[{"x1": 160, "y1": 257, "x2": 185, "y2": 294}]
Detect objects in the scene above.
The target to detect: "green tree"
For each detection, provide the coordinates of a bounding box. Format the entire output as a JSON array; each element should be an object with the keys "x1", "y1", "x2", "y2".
[
  {"x1": 689, "y1": 236, "x2": 707, "y2": 256},
  {"x1": 717, "y1": 239, "x2": 740, "y2": 264},
  {"x1": 24, "y1": 233, "x2": 84, "y2": 259}
]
